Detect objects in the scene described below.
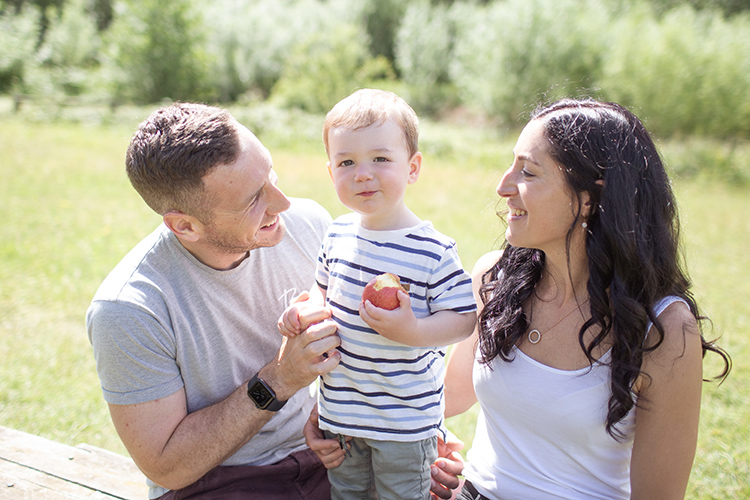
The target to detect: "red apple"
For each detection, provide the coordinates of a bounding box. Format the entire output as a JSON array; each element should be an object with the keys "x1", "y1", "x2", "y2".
[{"x1": 362, "y1": 273, "x2": 406, "y2": 310}]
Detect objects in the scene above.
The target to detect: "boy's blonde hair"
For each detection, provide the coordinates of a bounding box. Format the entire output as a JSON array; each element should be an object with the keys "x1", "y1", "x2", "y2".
[{"x1": 323, "y1": 89, "x2": 419, "y2": 158}]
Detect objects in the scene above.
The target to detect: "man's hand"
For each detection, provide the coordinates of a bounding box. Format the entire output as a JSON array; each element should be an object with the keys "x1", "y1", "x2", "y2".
[
  {"x1": 430, "y1": 432, "x2": 465, "y2": 500},
  {"x1": 303, "y1": 404, "x2": 350, "y2": 469},
  {"x1": 263, "y1": 305, "x2": 339, "y2": 402}
]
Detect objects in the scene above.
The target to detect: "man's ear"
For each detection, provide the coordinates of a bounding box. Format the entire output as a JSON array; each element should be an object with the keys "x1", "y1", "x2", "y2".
[
  {"x1": 407, "y1": 152, "x2": 422, "y2": 185},
  {"x1": 163, "y1": 211, "x2": 202, "y2": 243}
]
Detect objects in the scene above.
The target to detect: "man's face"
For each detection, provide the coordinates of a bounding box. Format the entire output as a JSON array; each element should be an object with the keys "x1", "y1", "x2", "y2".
[{"x1": 199, "y1": 123, "x2": 291, "y2": 263}]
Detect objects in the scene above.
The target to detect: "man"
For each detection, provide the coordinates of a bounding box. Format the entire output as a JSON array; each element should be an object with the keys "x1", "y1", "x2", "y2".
[{"x1": 86, "y1": 102, "x2": 340, "y2": 499}]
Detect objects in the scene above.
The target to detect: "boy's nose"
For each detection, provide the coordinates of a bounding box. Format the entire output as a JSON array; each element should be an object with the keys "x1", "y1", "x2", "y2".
[{"x1": 354, "y1": 165, "x2": 374, "y2": 182}]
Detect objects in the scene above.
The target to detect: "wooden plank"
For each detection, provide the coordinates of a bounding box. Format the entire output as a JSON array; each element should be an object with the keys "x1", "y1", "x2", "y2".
[
  {"x1": 0, "y1": 458, "x2": 106, "y2": 499},
  {"x1": 0, "y1": 427, "x2": 148, "y2": 500}
]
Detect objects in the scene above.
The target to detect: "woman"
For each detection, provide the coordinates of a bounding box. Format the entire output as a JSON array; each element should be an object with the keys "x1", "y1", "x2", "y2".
[
  {"x1": 305, "y1": 98, "x2": 730, "y2": 499},
  {"x1": 445, "y1": 98, "x2": 730, "y2": 499}
]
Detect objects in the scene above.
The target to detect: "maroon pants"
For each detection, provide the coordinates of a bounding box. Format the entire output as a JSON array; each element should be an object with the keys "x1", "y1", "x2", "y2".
[{"x1": 157, "y1": 448, "x2": 330, "y2": 500}]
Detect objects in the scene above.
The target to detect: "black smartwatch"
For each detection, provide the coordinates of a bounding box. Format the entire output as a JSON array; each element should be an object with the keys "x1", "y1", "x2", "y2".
[{"x1": 247, "y1": 374, "x2": 287, "y2": 411}]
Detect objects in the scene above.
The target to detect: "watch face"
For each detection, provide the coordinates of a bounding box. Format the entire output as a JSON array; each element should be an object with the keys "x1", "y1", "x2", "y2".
[{"x1": 248, "y1": 380, "x2": 274, "y2": 409}]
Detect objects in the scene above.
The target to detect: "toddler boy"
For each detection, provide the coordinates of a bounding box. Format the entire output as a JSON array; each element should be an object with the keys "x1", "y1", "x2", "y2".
[{"x1": 280, "y1": 89, "x2": 476, "y2": 500}]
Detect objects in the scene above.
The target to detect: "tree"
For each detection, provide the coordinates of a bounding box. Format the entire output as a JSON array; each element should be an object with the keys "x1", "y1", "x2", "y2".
[{"x1": 103, "y1": 0, "x2": 212, "y2": 104}]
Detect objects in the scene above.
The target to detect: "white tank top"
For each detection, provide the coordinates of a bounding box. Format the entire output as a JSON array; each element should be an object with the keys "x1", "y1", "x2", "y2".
[{"x1": 464, "y1": 296, "x2": 686, "y2": 500}]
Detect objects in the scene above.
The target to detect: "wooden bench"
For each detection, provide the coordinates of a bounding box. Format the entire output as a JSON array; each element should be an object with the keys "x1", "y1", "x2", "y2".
[{"x1": 0, "y1": 426, "x2": 148, "y2": 499}]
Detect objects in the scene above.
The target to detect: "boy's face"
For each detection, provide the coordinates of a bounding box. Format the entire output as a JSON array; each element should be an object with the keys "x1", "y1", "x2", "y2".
[{"x1": 326, "y1": 119, "x2": 421, "y2": 230}]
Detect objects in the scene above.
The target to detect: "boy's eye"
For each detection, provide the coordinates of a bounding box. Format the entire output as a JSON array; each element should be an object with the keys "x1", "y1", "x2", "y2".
[
  {"x1": 340, "y1": 159, "x2": 353, "y2": 167},
  {"x1": 374, "y1": 156, "x2": 388, "y2": 163}
]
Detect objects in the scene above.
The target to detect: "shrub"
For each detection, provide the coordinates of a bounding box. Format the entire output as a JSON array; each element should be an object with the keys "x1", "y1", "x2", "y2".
[
  {"x1": 363, "y1": 0, "x2": 408, "y2": 66},
  {"x1": 35, "y1": 0, "x2": 102, "y2": 96},
  {"x1": 600, "y1": 4, "x2": 750, "y2": 137},
  {"x1": 394, "y1": 0, "x2": 461, "y2": 115},
  {"x1": 102, "y1": 0, "x2": 212, "y2": 104},
  {"x1": 269, "y1": 23, "x2": 396, "y2": 114},
  {"x1": 450, "y1": 0, "x2": 610, "y2": 125},
  {"x1": 0, "y1": 6, "x2": 40, "y2": 93},
  {"x1": 202, "y1": 0, "x2": 363, "y2": 102}
]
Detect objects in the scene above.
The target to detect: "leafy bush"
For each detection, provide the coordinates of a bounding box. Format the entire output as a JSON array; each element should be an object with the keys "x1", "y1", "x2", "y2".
[
  {"x1": 0, "y1": 7, "x2": 40, "y2": 93},
  {"x1": 662, "y1": 137, "x2": 750, "y2": 184},
  {"x1": 449, "y1": 0, "x2": 610, "y2": 124},
  {"x1": 269, "y1": 23, "x2": 396, "y2": 114},
  {"x1": 35, "y1": 0, "x2": 102, "y2": 96},
  {"x1": 102, "y1": 0, "x2": 212, "y2": 104},
  {"x1": 203, "y1": 0, "x2": 363, "y2": 102},
  {"x1": 394, "y1": 0, "x2": 461, "y2": 115},
  {"x1": 363, "y1": 0, "x2": 408, "y2": 65},
  {"x1": 600, "y1": 4, "x2": 750, "y2": 137}
]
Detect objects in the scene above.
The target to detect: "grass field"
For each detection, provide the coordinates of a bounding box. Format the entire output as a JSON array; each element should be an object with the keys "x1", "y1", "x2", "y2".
[{"x1": 0, "y1": 111, "x2": 747, "y2": 498}]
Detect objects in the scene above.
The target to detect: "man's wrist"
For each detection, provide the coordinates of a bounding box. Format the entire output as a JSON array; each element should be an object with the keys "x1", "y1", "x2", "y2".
[{"x1": 246, "y1": 373, "x2": 287, "y2": 412}]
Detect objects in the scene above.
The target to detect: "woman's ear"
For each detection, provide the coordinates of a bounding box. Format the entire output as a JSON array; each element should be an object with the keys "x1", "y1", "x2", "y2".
[{"x1": 582, "y1": 180, "x2": 604, "y2": 217}]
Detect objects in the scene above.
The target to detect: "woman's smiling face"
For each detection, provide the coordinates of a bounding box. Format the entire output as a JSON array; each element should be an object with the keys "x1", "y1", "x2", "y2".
[{"x1": 497, "y1": 119, "x2": 586, "y2": 256}]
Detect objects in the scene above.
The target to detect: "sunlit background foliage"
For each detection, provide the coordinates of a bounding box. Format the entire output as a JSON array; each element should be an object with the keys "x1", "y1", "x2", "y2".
[{"x1": 3, "y1": 0, "x2": 750, "y2": 137}]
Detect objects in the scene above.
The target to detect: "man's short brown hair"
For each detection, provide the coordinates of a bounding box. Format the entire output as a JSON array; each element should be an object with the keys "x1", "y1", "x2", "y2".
[{"x1": 126, "y1": 103, "x2": 240, "y2": 221}]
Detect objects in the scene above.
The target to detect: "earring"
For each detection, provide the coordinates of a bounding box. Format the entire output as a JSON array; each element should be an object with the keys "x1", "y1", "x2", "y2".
[{"x1": 582, "y1": 221, "x2": 588, "y2": 229}]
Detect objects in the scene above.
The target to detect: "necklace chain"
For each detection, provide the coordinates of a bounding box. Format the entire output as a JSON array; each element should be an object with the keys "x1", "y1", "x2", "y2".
[{"x1": 527, "y1": 297, "x2": 590, "y2": 345}]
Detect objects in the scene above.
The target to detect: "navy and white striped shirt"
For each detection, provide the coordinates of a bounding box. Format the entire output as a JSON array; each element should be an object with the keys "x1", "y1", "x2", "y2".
[{"x1": 316, "y1": 213, "x2": 476, "y2": 442}]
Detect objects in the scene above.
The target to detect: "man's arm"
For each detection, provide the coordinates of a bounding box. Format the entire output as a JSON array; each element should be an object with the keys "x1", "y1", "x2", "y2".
[{"x1": 109, "y1": 315, "x2": 339, "y2": 490}]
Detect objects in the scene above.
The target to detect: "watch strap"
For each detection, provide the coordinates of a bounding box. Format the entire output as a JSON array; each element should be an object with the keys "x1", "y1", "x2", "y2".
[{"x1": 246, "y1": 374, "x2": 287, "y2": 411}]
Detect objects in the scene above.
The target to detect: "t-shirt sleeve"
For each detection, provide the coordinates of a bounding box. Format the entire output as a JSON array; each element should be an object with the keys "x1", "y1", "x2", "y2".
[
  {"x1": 426, "y1": 242, "x2": 477, "y2": 314},
  {"x1": 86, "y1": 300, "x2": 184, "y2": 405}
]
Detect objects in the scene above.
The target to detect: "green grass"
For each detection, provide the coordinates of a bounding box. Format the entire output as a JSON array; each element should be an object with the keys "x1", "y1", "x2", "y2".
[{"x1": 0, "y1": 113, "x2": 747, "y2": 497}]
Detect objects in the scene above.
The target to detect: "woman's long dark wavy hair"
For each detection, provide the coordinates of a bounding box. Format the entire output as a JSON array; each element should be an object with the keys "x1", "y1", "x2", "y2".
[{"x1": 478, "y1": 98, "x2": 731, "y2": 439}]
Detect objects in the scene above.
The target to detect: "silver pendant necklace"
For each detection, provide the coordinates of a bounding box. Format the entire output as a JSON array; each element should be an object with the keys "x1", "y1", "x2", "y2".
[{"x1": 528, "y1": 297, "x2": 590, "y2": 344}]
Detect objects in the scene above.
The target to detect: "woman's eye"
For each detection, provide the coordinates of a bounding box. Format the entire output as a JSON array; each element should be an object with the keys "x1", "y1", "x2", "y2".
[{"x1": 521, "y1": 168, "x2": 535, "y2": 178}]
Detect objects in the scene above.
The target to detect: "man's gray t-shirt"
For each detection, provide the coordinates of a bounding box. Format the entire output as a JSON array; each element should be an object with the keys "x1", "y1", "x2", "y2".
[{"x1": 86, "y1": 198, "x2": 331, "y2": 498}]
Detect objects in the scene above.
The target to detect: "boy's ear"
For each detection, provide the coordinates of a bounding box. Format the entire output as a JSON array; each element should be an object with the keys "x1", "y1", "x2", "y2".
[
  {"x1": 407, "y1": 152, "x2": 422, "y2": 184},
  {"x1": 163, "y1": 211, "x2": 202, "y2": 243},
  {"x1": 326, "y1": 161, "x2": 333, "y2": 181}
]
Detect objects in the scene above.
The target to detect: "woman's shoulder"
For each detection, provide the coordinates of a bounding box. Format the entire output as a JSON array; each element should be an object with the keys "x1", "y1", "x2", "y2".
[
  {"x1": 644, "y1": 297, "x2": 701, "y2": 369},
  {"x1": 651, "y1": 297, "x2": 697, "y2": 338},
  {"x1": 471, "y1": 250, "x2": 503, "y2": 280}
]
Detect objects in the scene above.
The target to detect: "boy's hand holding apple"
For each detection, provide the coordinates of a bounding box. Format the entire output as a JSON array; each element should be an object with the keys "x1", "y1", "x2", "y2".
[{"x1": 360, "y1": 273, "x2": 419, "y2": 345}]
